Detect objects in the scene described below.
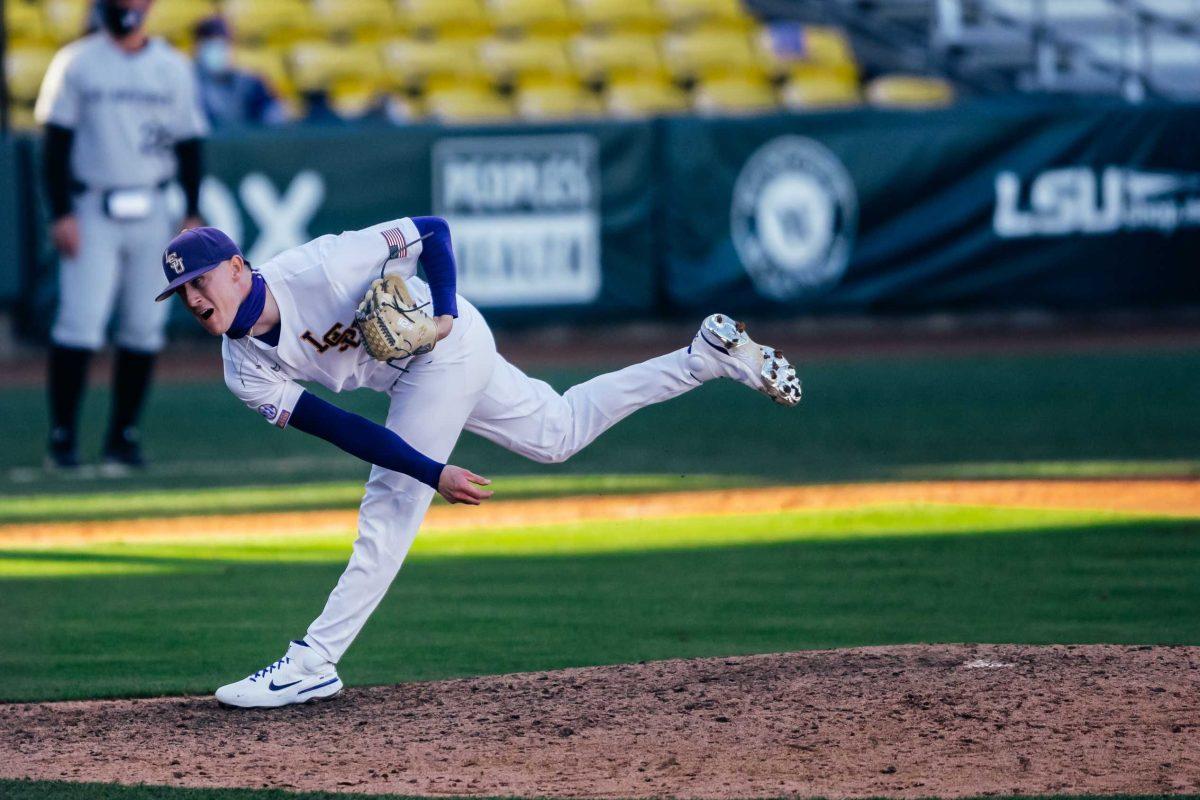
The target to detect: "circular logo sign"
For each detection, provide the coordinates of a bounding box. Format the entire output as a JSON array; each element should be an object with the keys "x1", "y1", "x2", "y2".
[{"x1": 730, "y1": 136, "x2": 857, "y2": 301}]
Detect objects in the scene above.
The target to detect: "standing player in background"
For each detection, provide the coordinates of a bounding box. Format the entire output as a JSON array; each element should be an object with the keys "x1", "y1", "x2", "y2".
[
  {"x1": 157, "y1": 219, "x2": 801, "y2": 708},
  {"x1": 36, "y1": 0, "x2": 208, "y2": 471}
]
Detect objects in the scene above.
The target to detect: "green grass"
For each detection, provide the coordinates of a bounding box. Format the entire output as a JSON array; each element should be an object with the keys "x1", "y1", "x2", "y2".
[
  {"x1": 3, "y1": 505, "x2": 1197, "y2": 703},
  {"x1": 3, "y1": 784, "x2": 1191, "y2": 800},
  {"x1": 3, "y1": 349, "x2": 1199, "y2": 500},
  {"x1": 2, "y1": 347, "x2": 1198, "y2": 799}
]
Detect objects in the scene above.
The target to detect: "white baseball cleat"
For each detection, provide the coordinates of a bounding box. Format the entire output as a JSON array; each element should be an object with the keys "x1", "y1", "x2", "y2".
[
  {"x1": 215, "y1": 639, "x2": 343, "y2": 709},
  {"x1": 686, "y1": 313, "x2": 802, "y2": 407}
]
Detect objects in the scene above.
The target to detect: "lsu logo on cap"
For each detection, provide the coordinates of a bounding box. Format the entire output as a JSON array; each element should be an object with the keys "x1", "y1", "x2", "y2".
[{"x1": 166, "y1": 252, "x2": 185, "y2": 275}]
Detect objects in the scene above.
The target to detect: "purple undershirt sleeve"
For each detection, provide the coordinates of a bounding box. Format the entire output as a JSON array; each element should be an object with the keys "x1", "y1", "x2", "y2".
[
  {"x1": 411, "y1": 216, "x2": 459, "y2": 319},
  {"x1": 289, "y1": 391, "x2": 445, "y2": 489}
]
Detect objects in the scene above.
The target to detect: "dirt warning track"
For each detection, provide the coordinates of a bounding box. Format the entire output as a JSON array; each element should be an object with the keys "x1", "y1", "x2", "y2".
[
  {"x1": 2, "y1": 645, "x2": 1198, "y2": 798},
  {"x1": 2, "y1": 479, "x2": 1199, "y2": 546}
]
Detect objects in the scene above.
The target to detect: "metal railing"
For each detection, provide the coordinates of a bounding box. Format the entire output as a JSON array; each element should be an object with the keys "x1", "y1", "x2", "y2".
[{"x1": 935, "y1": 0, "x2": 1199, "y2": 100}]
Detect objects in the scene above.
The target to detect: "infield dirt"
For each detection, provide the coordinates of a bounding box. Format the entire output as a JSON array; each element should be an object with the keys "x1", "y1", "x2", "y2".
[{"x1": 2, "y1": 644, "x2": 1198, "y2": 797}]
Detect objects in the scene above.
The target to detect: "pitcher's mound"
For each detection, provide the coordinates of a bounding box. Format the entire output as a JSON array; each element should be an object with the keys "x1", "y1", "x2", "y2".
[{"x1": 3, "y1": 644, "x2": 1198, "y2": 798}]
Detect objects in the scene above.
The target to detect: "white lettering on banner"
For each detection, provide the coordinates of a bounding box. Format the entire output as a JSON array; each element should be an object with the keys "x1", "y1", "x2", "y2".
[
  {"x1": 449, "y1": 214, "x2": 600, "y2": 306},
  {"x1": 168, "y1": 171, "x2": 327, "y2": 261},
  {"x1": 442, "y1": 156, "x2": 591, "y2": 212},
  {"x1": 994, "y1": 167, "x2": 1200, "y2": 238},
  {"x1": 240, "y1": 171, "x2": 326, "y2": 263},
  {"x1": 433, "y1": 135, "x2": 601, "y2": 307}
]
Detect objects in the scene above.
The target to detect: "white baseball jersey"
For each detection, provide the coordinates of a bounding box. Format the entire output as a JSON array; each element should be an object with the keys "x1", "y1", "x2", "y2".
[
  {"x1": 222, "y1": 217, "x2": 435, "y2": 429},
  {"x1": 35, "y1": 33, "x2": 209, "y2": 189}
]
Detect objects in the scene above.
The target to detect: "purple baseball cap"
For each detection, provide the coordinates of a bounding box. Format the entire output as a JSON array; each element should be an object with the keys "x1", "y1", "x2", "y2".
[{"x1": 155, "y1": 227, "x2": 248, "y2": 302}]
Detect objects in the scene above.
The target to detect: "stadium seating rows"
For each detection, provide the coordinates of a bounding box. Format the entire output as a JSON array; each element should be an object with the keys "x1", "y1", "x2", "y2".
[{"x1": 4, "y1": 0, "x2": 954, "y2": 125}]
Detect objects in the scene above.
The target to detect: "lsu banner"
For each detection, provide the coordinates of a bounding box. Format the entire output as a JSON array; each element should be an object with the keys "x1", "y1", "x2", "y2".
[{"x1": 662, "y1": 103, "x2": 1200, "y2": 313}]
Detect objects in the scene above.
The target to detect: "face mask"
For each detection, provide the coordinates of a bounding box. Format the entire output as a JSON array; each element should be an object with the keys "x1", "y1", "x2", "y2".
[
  {"x1": 99, "y1": 1, "x2": 147, "y2": 38},
  {"x1": 198, "y1": 40, "x2": 231, "y2": 74}
]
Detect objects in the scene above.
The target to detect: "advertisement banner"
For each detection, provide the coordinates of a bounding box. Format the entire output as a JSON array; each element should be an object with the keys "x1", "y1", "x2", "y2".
[
  {"x1": 432, "y1": 134, "x2": 602, "y2": 307},
  {"x1": 16, "y1": 104, "x2": 1200, "y2": 330},
  {"x1": 662, "y1": 104, "x2": 1200, "y2": 314},
  {"x1": 195, "y1": 122, "x2": 656, "y2": 323}
]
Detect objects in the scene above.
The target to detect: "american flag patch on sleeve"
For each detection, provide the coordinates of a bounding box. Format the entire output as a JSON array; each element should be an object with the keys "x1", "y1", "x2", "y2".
[{"x1": 380, "y1": 227, "x2": 409, "y2": 260}]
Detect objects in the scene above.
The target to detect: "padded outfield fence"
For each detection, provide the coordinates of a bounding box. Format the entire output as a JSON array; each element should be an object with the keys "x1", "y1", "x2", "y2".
[{"x1": 2, "y1": 99, "x2": 1199, "y2": 333}]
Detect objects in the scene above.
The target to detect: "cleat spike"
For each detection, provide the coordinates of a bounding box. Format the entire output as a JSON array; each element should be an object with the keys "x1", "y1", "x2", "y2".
[{"x1": 690, "y1": 313, "x2": 801, "y2": 407}]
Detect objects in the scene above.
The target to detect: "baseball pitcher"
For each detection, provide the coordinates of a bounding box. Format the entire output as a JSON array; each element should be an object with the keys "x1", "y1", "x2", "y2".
[{"x1": 158, "y1": 218, "x2": 801, "y2": 708}]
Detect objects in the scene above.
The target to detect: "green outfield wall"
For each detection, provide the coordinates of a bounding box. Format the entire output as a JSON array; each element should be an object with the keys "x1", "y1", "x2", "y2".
[
  {"x1": 5, "y1": 101, "x2": 1200, "y2": 329},
  {"x1": 0, "y1": 138, "x2": 22, "y2": 305}
]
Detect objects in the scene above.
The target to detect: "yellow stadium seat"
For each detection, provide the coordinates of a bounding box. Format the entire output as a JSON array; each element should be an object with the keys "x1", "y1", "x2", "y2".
[
  {"x1": 382, "y1": 37, "x2": 486, "y2": 90},
  {"x1": 656, "y1": 0, "x2": 751, "y2": 28},
  {"x1": 8, "y1": 103, "x2": 37, "y2": 130},
  {"x1": 514, "y1": 78, "x2": 601, "y2": 119},
  {"x1": 780, "y1": 73, "x2": 860, "y2": 110},
  {"x1": 485, "y1": 0, "x2": 577, "y2": 35},
  {"x1": 5, "y1": 45, "x2": 55, "y2": 104},
  {"x1": 383, "y1": 92, "x2": 424, "y2": 121},
  {"x1": 604, "y1": 75, "x2": 687, "y2": 117},
  {"x1": 783, "y1": 60, "x2": 857, "y2": 86},
  {"x1": 662, "y1": 28, "x2": 758, "y2": 80},
  {"x1": 692, "y1": 75, "x2": 776, "y2": 115},
  {"x1": 866, "y1": 74, "x2": 955, "y2": 108},
  {"x1": 801, "y1": 26, "x2": 855, "y2": 65},
  {"x1": 397, "y1": 0, "x2": 490, "y2": 37},
  {"x1": 312, "y1": 0, "x2": 401, "y2": 39},
  {"x1": 233, "y1": 46, "x2": 296, "y2": 100},
  {"x1": 144, "y1": 0, "x2": 214, "y2": 44},
  {"x1": 328, "y1": 79, "x2": 385, "y2": 118},
  {"x1": 479, "y1": 36, "x2": 573, "y2": 83},
  {"x1": 571, "y1": 0, "x2": 666, "y2": 33},
  {"x1": 570, "y1": 33, "x2": 664, "y2": 81},
  {"x1": 5, "y1": 0, "x2": 47, "y2": 43},
  {"x1": 43, "y1": 0, "x2": 91, "y2": 44},
  {"x1": 289, "y1": 40, "x2": 385, "y2": 92},
  {"x1": 424, "y1": 83, "x2": 514, "y2": 122},
  {"x1": 224, "y1": 0, "x2": 319, "y2": 44}
]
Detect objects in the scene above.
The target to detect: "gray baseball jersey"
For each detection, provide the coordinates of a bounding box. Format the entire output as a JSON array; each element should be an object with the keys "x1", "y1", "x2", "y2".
[{"x1": 34, "y1": 33, "x2": 209, "y2": 190}]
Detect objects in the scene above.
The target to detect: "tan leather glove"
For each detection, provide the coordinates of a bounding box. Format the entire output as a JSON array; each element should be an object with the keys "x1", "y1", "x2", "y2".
[{"x1": 354, "y1": 275, "x2": 439, "y2": 362}]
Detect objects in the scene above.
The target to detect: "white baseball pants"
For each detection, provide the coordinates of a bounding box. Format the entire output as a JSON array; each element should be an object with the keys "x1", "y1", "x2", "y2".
[
  {"x1": 305, "y1": 301, "x2": 701, "y2": 663},
  {"x1": 51, "y1": 189, "x2": 175, "y2": 353}
]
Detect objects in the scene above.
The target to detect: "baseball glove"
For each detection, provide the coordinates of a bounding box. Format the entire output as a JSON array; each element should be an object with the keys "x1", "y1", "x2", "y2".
[{"x1": 355, "y1": 274, "x2": 439, "y2": 362}]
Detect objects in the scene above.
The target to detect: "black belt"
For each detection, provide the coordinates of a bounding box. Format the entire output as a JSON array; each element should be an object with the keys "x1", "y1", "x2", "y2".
[{"x1": 72, "y1": 179, "x2": 172, "y2": 196}]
